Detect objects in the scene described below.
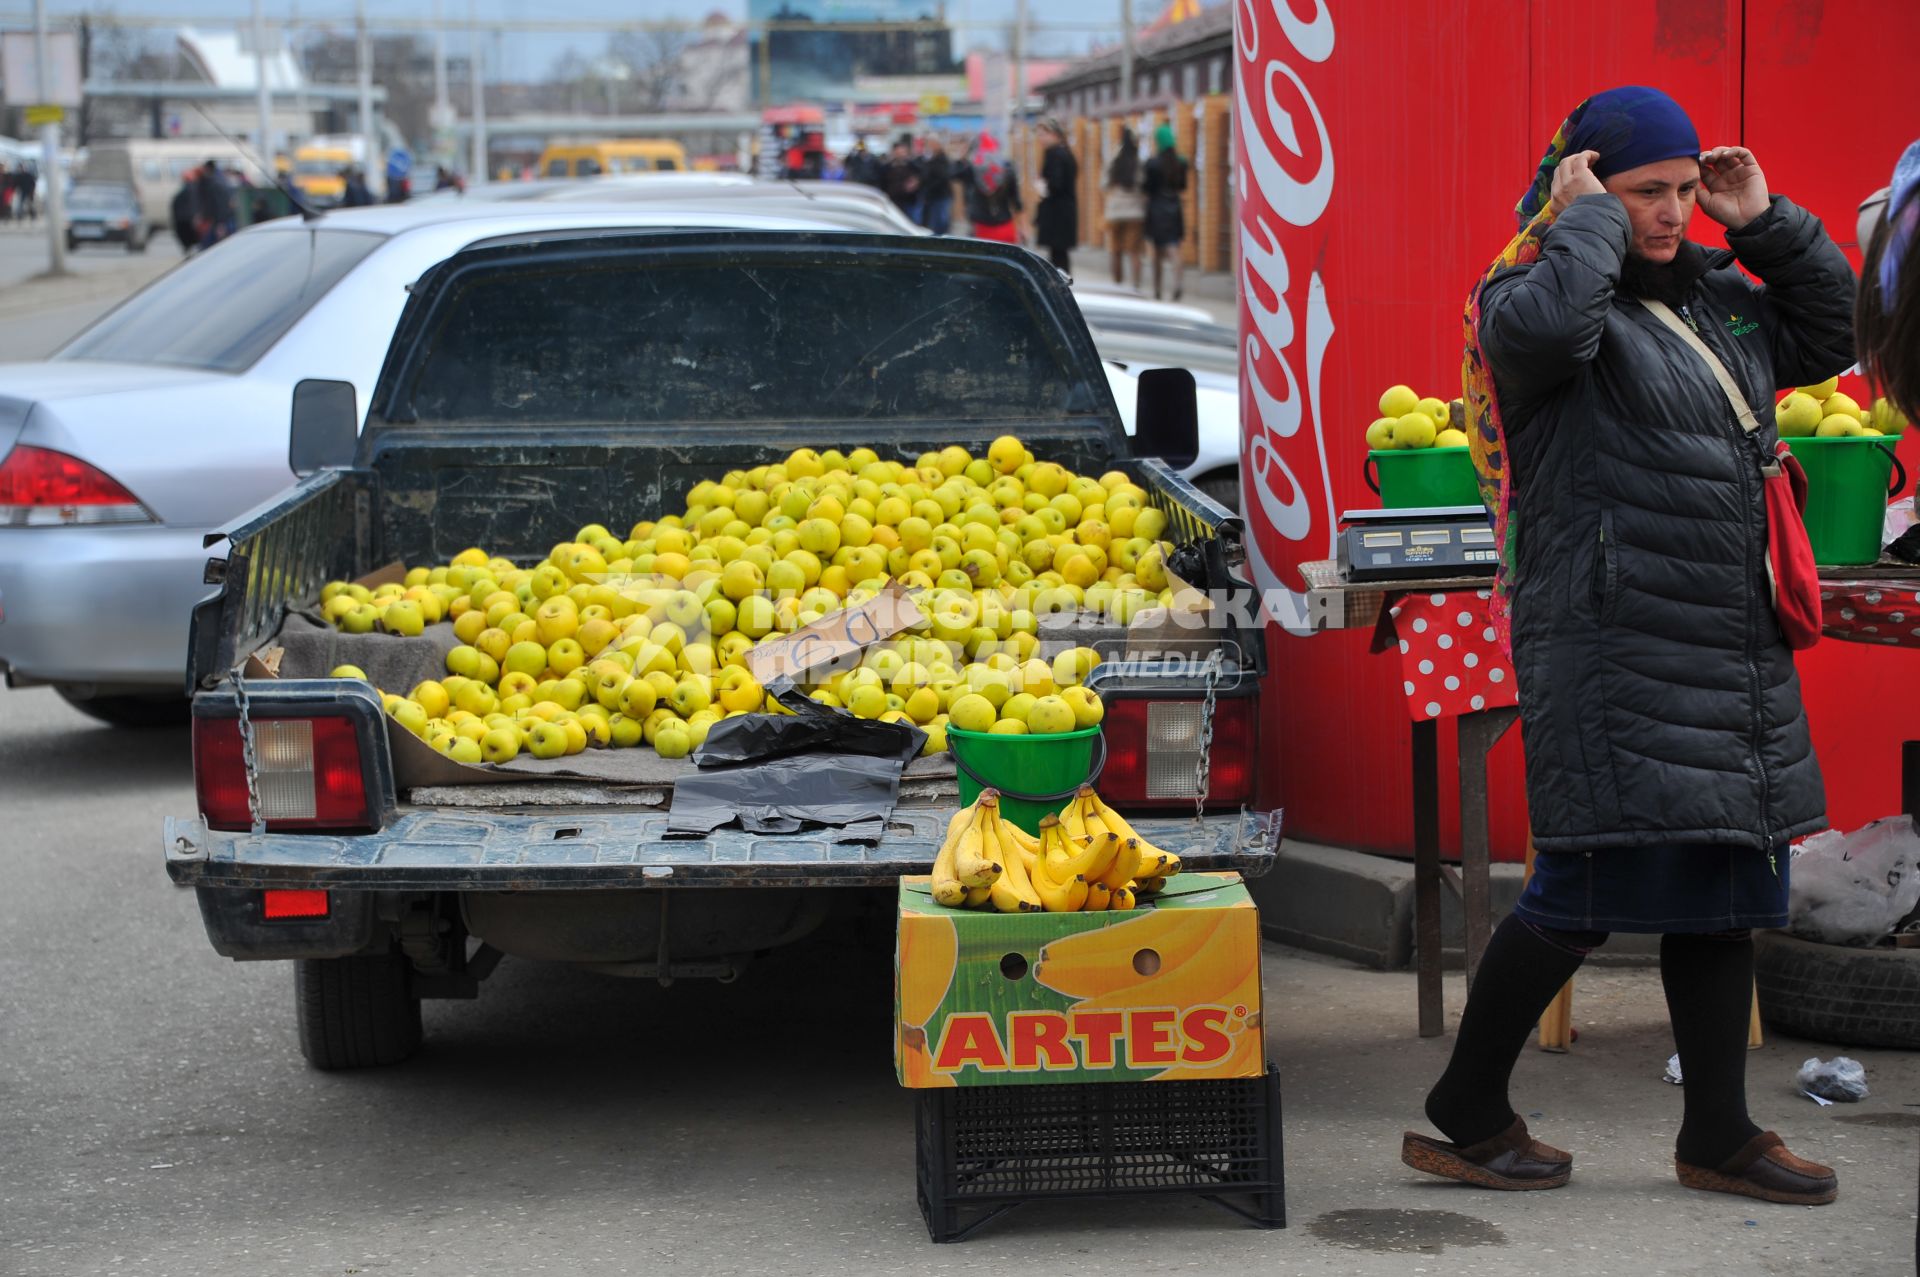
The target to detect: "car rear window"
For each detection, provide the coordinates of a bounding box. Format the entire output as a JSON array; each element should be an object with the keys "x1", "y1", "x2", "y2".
[
  {"x1": 56, "y1": 227, "x2": 383, "y2": 373},
  {"x1": 396, "y1": 251, "x2": 1104, "y2": 426}
]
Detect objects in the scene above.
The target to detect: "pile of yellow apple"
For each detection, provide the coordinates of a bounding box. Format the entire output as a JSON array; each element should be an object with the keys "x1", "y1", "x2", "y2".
[
  {"x1": 314, "y1": 436, "x2": 1175, "y2": 766},
  {"x1": 1365, "y1": 384, "x2": 1469, "y2": 452},
  {"x1": 1774, "y1": 376, "x2": 1908, "y2": 439}
]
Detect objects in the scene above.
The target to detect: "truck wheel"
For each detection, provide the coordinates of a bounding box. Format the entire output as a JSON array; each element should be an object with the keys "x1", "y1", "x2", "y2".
[
  {"x1": 1193, "y1": 468, "x2": 1241, "y2": 513},
  {"x1": 295, "y1": 954, "x2": 422, "y2": 1069},
  {"x1": 1754, "y1": 929, "x2": 1920, "y2": 1050},
  {"x1": 55, "y1": 688, "x2": 189, "y2": 727}
]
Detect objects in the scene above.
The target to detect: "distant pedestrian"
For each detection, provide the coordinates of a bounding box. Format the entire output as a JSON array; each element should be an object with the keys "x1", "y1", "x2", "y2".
[
  {"x1": 1103, "y1": 127, "x2": 1147, "y2": 289},
  {"x1": 960, "y1": 133, "x2": 1021, "y2": 245},
  {"x1": 916, "y1": 137, "x2": 954, "y2": 235},
  {"x1": 195, "y1": 160, "x2": 234, "y2": 248},
  {"x1": 171, "y1": 168, "x2": 199, "y2": 251},
  {"x1": 883, "y1": 138, "x2": 921, "y2": 220},
  {"x1": 1143, "y1": 122, "x2": 1189, "y2": 300},
  {"x1": 340, "y1": 167, "x2": 375, "y2": 208},
  {"x1": 1033, "y1": 118, "x2": 1079, "y2": 272},
  {"x1": 845, "y1": 138, "x2": 880, "y2": 188},
  {"x1": 14, "y1": 164, "x2": 38, "y2": 222}
]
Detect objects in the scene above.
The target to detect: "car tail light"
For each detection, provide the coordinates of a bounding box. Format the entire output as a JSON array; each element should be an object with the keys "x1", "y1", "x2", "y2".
[
  {"x1": 0, "y1": 444, "x2": 152, "y2": 526},
  {"x1": 1100, "y1": 695, "x2": 1257, "y2": 810},
  {"x1": 262, "y1": 889, "x2": 330, "y2": 919},
  {"x1": 193, "y1": 716, "x2": 373, "y2": 832}
]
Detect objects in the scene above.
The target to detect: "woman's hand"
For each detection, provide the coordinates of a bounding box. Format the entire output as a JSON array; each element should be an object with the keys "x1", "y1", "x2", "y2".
[
  {"x1": 1697, "y1": 146, "x2": 1770, "y2": 230},
  {"x1": 1548, "y1": 149, "x2": 1606, "y2": 215}
]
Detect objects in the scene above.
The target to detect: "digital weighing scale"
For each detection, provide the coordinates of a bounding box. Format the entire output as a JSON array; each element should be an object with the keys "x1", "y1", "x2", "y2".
[{"x1": 1336, "y1": 506, "x2": 1499, "y2": 582}]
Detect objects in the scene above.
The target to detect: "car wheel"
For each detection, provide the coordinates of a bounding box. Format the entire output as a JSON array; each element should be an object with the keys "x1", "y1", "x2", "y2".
[
  {"x1": 295, "y1": 954, "x2": 424, "y2": 1069},
  {"x1": 1192, "y1": 468, "x2": 1241, "y2": 513},
  {"x1": 55, "y1": 688, "x2": 190, "y2": 727},
  {"x1": 1754, "y1": 929, "x2": 1920, "y2": 1049},
  {"x1": 64, "y1": 234, "x2": 77, "y2": 253}
]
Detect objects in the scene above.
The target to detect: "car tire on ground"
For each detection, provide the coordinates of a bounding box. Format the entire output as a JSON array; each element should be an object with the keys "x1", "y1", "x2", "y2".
[
  {"x1": 295, "y1": 953, "x2": 423, "y2": 1069},
  {"x1": 54, "y1": 688, "x2": 190, "y2": 727},
  {"x1": 128, "y1": 233, "x2": 146, "y2": 253},
  {"x1": 1753, "y1": 928, "x2": 1920, "y2": 1049},
  {"x1": 64, "y1": 234, "x2": 77, "y2": 253},
  {"x1": 1193, "y1": 468, "x2": 1241, "y2": 513}
]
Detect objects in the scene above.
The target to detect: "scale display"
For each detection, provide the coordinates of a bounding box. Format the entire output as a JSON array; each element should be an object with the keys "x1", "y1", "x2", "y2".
[{"x1": 1336, "y1": 506, "x2": 1499, "y2": 582}]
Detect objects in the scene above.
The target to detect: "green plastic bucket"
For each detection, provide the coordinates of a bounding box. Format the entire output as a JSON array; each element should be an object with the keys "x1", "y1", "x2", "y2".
[
  {"x1": 1366, "y1": 447, "x2": 1483, "y2": 509},
  {"x1": 946, "y1": 723, "x2": 1106, "y2": 834},
  {"x1": 1785, "y1": 436, "x2": 1906, "y2": 566}
]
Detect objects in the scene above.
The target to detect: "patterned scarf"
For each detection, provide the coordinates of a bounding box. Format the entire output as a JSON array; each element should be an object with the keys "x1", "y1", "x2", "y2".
[{"x1": 1462, "y1": 107, "x2": 1587, "y2": 655}]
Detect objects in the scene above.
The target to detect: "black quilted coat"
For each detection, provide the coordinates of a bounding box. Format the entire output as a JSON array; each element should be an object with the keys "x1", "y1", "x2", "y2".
[{"x1": 1481, "y1": 193, "x2": 1855, "y2": 853}]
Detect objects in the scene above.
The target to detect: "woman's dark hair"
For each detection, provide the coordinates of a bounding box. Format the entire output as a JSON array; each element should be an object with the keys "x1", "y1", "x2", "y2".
[
  {"x1": 1857, "y1": 212, "x2": 1920, "y2": 422},
  {"x1": 1108, "y1": 128, "x2": 1139, "y2": 189}
]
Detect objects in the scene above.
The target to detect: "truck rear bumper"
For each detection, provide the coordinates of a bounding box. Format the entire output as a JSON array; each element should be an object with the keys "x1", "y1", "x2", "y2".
[{"x1": 164, "y1": 807, "x2": 1282, "y2": 891}]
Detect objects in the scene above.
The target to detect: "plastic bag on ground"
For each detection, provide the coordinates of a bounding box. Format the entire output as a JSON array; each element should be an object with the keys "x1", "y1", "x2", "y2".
[
  {"x1": 1788, "y1": 815, "x2": 1920, "y2": 946},
  {"x1": 1796, "y1": 1056, "x2": 1869, "y2": 1103}
]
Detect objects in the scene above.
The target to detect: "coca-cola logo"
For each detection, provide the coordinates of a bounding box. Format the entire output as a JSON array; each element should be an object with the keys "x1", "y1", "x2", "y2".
[{"x1": 1236, "y1": 0, "x2": 1335, "y2": 632}]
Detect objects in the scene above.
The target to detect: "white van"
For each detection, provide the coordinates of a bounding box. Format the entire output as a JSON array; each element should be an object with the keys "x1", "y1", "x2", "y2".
[{"x1": 83, "y1": 138, "x2": 263, "y2": 229}]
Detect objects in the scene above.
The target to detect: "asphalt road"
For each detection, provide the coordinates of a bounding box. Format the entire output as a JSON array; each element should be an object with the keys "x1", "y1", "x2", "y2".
[{"x1": 3, "y1": 683, "x2": 1916, "y2": 1276}]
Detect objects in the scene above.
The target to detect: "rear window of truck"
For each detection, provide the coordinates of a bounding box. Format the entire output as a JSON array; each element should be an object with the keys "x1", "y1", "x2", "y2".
[{"x1": 396, "y1": 252, "x2": 1106, "y2": 425}]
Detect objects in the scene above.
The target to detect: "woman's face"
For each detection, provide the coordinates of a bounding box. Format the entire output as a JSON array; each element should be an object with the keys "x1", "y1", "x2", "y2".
[{"x1": 1602, "y1": 157, "x2": 1700, "y2": 262}]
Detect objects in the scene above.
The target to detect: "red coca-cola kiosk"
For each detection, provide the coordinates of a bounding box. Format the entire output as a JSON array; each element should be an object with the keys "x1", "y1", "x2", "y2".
[{"x1": 1235, "y1": 0, "x2": 1920, "y2": 861}]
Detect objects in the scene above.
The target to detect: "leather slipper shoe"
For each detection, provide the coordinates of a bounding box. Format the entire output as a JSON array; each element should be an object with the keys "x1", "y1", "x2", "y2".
[
  {"x1": 1401, "y1": 1117, "x2": 1572, "y2": 1191},
  {"x1": 1676, "y1": 1131, "x2": 1837, "y2": 1205}
]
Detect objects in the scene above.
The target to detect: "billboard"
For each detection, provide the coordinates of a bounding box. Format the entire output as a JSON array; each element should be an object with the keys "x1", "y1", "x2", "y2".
[{"x1": 749, "y1": 1, "x2": 954, "y2": 104}]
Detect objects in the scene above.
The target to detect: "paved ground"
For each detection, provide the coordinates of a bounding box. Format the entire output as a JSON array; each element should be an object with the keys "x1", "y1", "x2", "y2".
[{"x1": 3, "y1": 680, "x2": 1915, "y2": 1276}]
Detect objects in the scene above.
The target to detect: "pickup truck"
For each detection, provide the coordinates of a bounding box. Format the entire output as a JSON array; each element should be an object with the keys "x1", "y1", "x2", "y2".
[{"x1": 162, "y1": 230, "x2": 1278, "y2": 1069}]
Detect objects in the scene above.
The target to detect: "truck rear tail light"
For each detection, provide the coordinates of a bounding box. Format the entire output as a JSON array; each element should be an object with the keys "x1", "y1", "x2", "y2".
[
  {"x1": 1100, "y1": 696, "x2": 1256, "y2": 809},
  {"x1": 0, "y1": 444, "x2": 152, "y2": 526},
  {"x1": 193, "y1": 716, "x2": 373, "y2": 832},
  {"x1": 262, "y1": 889, "x2": 330, "y2": 919}
]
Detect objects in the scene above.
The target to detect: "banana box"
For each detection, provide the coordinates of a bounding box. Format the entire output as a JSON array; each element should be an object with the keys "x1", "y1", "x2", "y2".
[{"x1": 895, "y1": 872, "x2": 1263, "y2": 1088}]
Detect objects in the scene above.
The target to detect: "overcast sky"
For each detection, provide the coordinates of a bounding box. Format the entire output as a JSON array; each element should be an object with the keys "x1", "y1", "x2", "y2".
[{"x1": 44, "y1": 0, "x2": 1139, "y2": 81}]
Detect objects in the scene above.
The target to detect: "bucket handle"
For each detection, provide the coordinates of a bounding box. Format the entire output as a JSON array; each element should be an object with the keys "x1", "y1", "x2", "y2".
[
  {"x1": 1363, "y1": 454, "x2": 1381, "y2": 495},
  {"x1": 948, "y1": 732, "x2": 1108, "y2": 805},
  {"x1": 1885, "y1": 442, "x2": 1908, "y2": 497}
]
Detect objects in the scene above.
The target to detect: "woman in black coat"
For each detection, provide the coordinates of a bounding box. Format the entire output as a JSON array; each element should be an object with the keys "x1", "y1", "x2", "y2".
[
  {"x1": 1033, "y1": 119, "x2": 1078, "y2": 272},
  {"x1": 1403, "y1": 85, "x2": 1854, "y2": 1209}
]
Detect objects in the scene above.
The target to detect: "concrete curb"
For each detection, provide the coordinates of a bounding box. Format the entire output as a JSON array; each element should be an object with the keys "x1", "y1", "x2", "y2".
[{"x1": 1247, "y1": 839, "x2": 1660, "y2": 969}]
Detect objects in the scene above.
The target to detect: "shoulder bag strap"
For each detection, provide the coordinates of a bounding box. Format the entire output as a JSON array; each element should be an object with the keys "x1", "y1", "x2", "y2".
[{"x1": 1638, "y1": 298, "x2": 1764, "y2": 436}]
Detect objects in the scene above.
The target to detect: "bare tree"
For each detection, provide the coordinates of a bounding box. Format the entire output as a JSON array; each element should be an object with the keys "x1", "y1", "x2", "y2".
[{"x1": 607, "y1": 27, "x2": 696, "y2": 113}]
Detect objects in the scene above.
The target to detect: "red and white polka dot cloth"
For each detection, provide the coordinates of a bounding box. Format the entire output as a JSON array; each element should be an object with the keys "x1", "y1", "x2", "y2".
[
  {"x1": 1379, "y1": 589, "x2": 1519, "y2": 721},
  {"x1": 1819, "y1": 578, "x2": 1920, "y2": 648}
]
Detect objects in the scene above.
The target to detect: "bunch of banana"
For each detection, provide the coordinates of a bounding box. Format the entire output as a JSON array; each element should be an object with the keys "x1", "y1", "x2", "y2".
[
  {"x1": 930, "y1": 790, "x2": 1018, "y2": 909},
  {"x1": 1059, "y1": 784, "x2": 1182, "y2": 896}
]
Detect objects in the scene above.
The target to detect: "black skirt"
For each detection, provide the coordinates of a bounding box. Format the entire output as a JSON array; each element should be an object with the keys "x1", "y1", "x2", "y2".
[
  {"x1": 1145, "y1": 196, "x2": 1184, "y2": 247},
  {"x1": 1515, "y1": 843, "x2": 1789, "y2": 934}
]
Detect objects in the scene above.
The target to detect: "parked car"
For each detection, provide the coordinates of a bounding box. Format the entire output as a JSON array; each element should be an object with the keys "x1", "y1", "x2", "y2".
[
  {"x1": 63, "y1": 181, "x2": 151, "y2": 253},
  {"x1": 0, "y1": 198, "x2": 1234, "y2": 723}
]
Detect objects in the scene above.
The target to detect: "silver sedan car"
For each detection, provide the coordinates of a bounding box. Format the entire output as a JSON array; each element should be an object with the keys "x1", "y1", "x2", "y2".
[{"x1": 0, "y1": 202, "x2": 872, "y2": 723}]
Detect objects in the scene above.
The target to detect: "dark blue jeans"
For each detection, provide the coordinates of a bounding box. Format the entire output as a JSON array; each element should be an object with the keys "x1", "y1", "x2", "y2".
[{"x1": 919, "y1": 196, "x2": 952, "y2": 235}]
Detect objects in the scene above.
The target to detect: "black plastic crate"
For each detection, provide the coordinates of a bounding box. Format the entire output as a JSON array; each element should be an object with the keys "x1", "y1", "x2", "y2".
[{"x1": 915, "y1": 1064, "x2": 1286, "y2": 1242}]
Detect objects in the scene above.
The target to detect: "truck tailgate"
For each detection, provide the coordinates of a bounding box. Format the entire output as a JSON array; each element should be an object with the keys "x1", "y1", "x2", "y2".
[{"x1": 164, "y1": 808, "x2": 1281, "y2": 891}]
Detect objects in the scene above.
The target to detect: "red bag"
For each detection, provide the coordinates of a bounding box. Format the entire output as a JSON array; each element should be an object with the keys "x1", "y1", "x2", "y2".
[{"x1": 1763, "y1": 442, "x2": 1823, "y2": 649}]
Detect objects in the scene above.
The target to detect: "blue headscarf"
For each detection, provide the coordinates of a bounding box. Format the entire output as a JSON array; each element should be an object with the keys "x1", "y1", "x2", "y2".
[
  {"x1": 1514, "y1": 86, "x2": 1700, "y2": 226},
  {"x1": 1880, "y1": 139, "x2": 1920, "y2": 298}
]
